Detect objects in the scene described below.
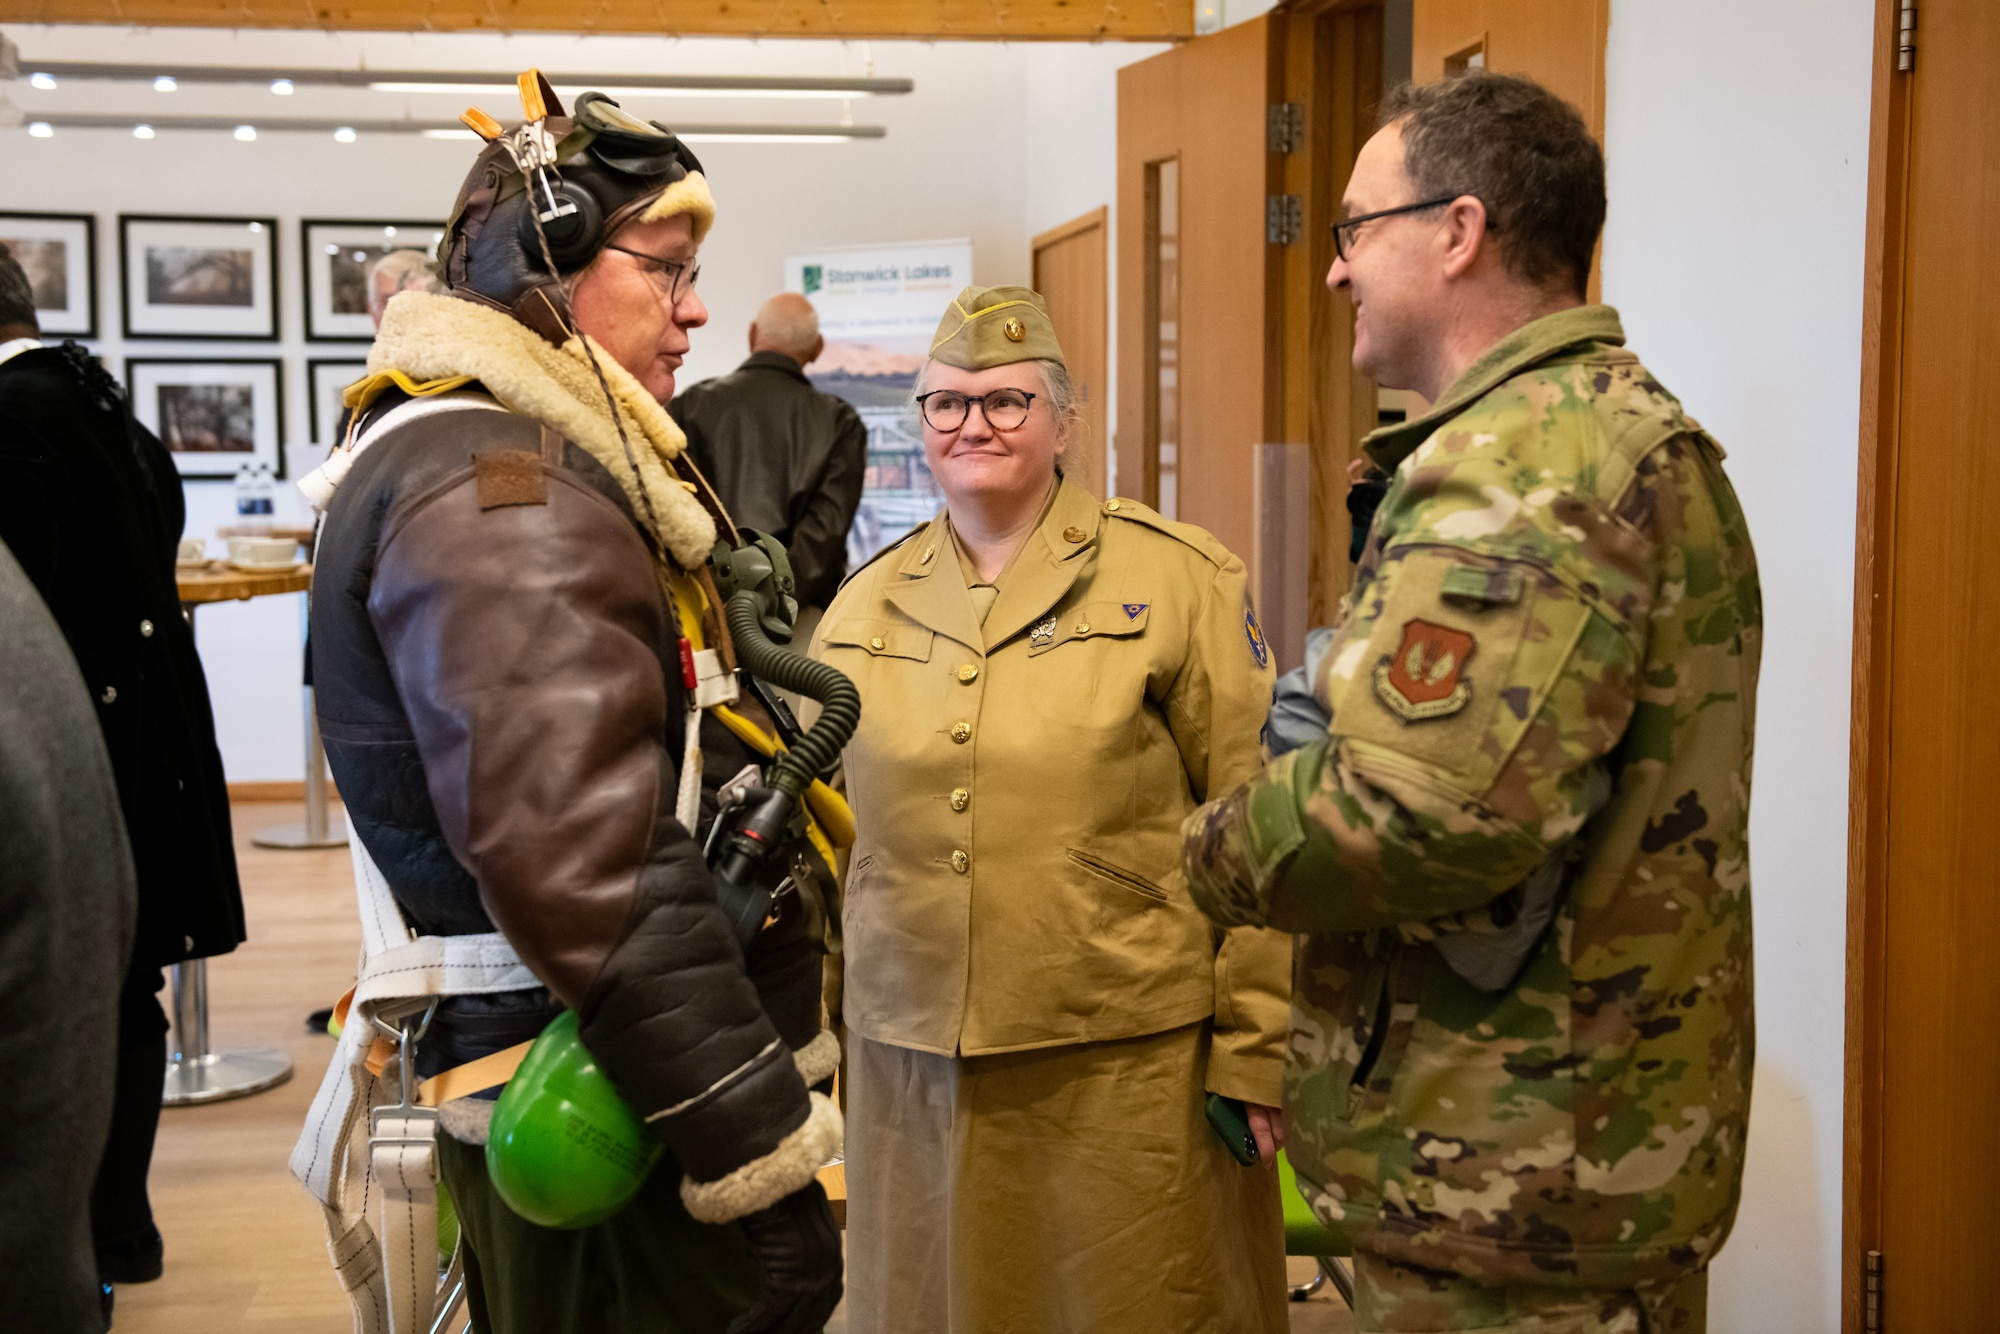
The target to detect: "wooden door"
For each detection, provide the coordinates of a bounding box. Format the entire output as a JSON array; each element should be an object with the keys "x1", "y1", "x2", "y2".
[
  {"x1": 1412, "y1": 0, "x2": 1608, "y2": 298},
  {"x1": 1116, "y1": 18, "x2": 1273, "y2": 565},
  {"x1": 1033, "y1": 207, "x2": 1110, "y2": 497},
  {"x1": 1845, "y1": 1, "x2": 2000, "y2": 1329}
]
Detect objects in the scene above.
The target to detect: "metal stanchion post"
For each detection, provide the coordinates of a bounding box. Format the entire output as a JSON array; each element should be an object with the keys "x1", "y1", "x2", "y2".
[
  {"x1": 162, "y1": 959, "x2": 294, "y2": 1105},
  {"x1": 252, "y1": 689, "x2": 348, "y2": 849},
  {"x1": 254, "y1": 585, "x2": 348, "y2": 850}
]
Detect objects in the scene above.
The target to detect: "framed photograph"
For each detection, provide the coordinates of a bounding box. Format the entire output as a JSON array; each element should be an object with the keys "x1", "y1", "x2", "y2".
[
  {"x1": 119, "y1": 214, "x2": 278, "y2": 340},
  {"x1": 126, "y1": 358, "x2": 284, "y2": 478},
  {"x1": 308, "y1": 358, "x2": 369, "y2": 446},
  {"x1": 0, "y1": 211, "x2": 97, "y2": 338},
  {"x1": 302, "y1": 219, "x2": 446, "y2": 340}
]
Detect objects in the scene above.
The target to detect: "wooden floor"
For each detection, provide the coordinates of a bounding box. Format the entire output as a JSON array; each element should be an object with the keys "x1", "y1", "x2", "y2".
[{"x1": 112, "y1": 801, "x2": 1352, "y2": 1333}]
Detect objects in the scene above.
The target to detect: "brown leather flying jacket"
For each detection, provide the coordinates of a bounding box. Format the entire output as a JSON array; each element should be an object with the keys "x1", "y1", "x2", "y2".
[{"x1": 311, "y1": 388, "x2": 816, "y2": 1200}]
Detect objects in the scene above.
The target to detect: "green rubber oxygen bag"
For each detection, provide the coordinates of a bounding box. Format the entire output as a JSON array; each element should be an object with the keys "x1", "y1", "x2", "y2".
[{"x1": 485, "y1": 1010, "x2": 662, "y2": 1229}]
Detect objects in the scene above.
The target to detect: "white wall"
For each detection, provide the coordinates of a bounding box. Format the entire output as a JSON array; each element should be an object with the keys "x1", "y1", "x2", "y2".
[
  {"x1": 1, "y1": 24, "x2": 1153, "y2": 780},
  {"x1": 1602, "y1": 2, "x2": 1873, "y2": 1328}
]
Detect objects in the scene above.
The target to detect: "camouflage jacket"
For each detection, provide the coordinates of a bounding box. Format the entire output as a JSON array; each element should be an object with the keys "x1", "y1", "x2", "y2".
[{"x1": 1182, "y1": 306, "x2": 1761, "y2": 1288}]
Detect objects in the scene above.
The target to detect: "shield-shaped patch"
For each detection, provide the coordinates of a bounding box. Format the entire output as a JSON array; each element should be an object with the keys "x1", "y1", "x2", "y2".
[{"x1": 1374, "y1": 619, "x2": 1475, "y2": 721}]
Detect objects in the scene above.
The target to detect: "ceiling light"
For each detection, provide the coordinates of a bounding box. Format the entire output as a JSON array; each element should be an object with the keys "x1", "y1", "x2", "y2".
[
  {"x1": 234, "y1": 125, "x2": 256, "y2": 141},
  {"x1": 678, "y1": 132, "x2": 864, "y2": 143},
  {"x1": 133, "y1": 124, "x2": 155, "y2": 139},
  {"x1": 371, "y1": 81, "x2": 859, "y2": 100},
  {"x1": 271, "y1": 78, "x2": 294, "y2": 95},
  {"x1": 30, "y1": 72, "x2": 57, "y2": 90},
  {"x1": 334, "y1": 126, "x2": 356, "y2": 143},
  {"x1": 154, "y1": 76, "x2": 177, "y2": 92},
  {"x1": 383, "y1": 226, "x2": 398, "y2": 236},
  {"x1": 28, "y1": 122, "x2": 52, "y2": 138}
]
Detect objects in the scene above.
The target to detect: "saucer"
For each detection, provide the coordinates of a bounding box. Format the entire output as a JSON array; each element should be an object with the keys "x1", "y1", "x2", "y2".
[{"x1": 228, "y1": 559, "x2": 305, "y2": 574}]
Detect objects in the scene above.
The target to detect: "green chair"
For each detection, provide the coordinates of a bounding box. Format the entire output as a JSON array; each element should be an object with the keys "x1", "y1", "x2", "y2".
[{"x1": 1279, "y1": 1150, "x2": 1353, "y2": 1307}]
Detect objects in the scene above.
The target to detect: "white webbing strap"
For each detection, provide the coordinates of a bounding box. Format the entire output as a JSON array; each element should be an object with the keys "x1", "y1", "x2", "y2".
[
  {"x1": 293, "y1": 831, "x2": 530, "y2": 1334},
  {"x1": 371, "y1": 1108, "x2": 442, "y2": 1334}
]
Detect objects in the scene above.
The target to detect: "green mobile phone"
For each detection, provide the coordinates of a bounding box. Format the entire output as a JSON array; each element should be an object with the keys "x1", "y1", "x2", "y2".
[{"x1": 1205, "y1": 1093, "x2": 1259, "y2": 1166}]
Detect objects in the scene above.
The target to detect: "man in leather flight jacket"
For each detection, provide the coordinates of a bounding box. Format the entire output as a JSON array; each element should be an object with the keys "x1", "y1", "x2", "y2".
[{"x1": 307, "y1": 90, "x2": 843, "y2": 1332}]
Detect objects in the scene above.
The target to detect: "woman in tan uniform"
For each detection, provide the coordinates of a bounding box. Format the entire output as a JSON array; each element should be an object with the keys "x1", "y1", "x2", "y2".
[{"x1": 815, "y1": 285, "x2": 1292, "y2": 1332}]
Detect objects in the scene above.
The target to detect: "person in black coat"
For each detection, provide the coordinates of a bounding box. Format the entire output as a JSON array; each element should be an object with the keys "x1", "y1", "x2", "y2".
[
  {"x1": 670, "y1": 292, "x2": 867, "y2": 615},
  {"x1": 0, "y1": 251, "x2": 245, "y2": 1285}
]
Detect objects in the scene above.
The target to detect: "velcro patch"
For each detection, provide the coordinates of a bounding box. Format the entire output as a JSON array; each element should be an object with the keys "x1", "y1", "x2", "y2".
[{"x1": 473, "y1": 450, "x2": 547, "y2": 510}]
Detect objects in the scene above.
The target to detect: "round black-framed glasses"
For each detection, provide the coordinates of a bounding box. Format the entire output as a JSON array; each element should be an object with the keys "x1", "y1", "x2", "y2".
[{"x1": 916, "y1": 388, "x2": 1039, "y2": 432}]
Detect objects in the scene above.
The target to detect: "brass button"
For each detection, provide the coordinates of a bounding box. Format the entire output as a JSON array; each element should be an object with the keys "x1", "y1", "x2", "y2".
[
  {"x1": 950, "y1": 787, "x2": 970, "y2": 812},
  {"x1": 950, "y1": 721, "x2": 972, "y2": 743},
  {"x1": 921, "y1": 547, "x2": 935, "y2": 565},
  {"x1": 1002, "y1": 317, "x2": 1025, "y2": 342},
  {"x1": 139, "y1": 619, "x2": 155, "y2": 638},
  {"x1": 870, "y1": 636, "x2": 886, "y2": 651},
  {"x1": 1074, "y1": 621, "x2": 1091, "y2": 635},
  {"x1": 957, "y1": 664, "x2": 979, "y2": 683},
  {"x1": 951, "y1": 849, "x2": 970, "y2": 873},
  {"x1": 1063, "y1": 526, "x2": 1086, "y2": 543},
  {"x1": 1106, "y1": 499, "x2": 1122, "y2": 512}
]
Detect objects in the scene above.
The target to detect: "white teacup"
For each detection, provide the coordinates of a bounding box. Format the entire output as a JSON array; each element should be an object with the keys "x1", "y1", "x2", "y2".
[
  {"x1": 176, "y1": 537, "x2": 207, "y2": 565},
  {"x1": 227, "y1": 536, "x2": 298, "y2": 567}
]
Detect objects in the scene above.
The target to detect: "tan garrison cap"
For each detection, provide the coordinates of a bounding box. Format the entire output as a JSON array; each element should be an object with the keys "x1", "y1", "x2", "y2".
[{"x1": 928, "y1": 285, "x2": 1066, "y2": 369}]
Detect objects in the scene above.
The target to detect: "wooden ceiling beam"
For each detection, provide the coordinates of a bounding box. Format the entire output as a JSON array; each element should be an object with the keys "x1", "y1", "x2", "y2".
[{"x1": 0, "y1": 0, "x2": 1194, "y2": 42}]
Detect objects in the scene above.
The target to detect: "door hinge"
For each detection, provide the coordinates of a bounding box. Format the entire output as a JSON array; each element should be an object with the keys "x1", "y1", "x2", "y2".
[
  {"x1": 1865, "y1": 1250, "x2": 1884, "y2": 1333},
  {"x1": 1267, "y1": 194, "x2": 1303, "y2": 245},
  {"x1": 1267, "y1": 102, "x2": 1304, "y2": 154},
  {"x1": 1897, "y1": 0, "x2": 1916, "y2": 71}
]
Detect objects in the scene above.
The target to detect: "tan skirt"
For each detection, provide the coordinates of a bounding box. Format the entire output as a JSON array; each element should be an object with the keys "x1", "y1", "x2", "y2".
[{"x1": 843, "y1": 1022, "x2": 1288, "y2": 1334}]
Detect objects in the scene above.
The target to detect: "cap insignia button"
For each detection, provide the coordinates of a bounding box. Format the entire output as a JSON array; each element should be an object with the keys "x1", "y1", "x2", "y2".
[{"x1": 1002, "y1": 317, "x2": 1026, "y2": 342}]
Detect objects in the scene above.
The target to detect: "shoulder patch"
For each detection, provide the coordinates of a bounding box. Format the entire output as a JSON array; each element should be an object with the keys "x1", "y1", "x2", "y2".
[
  {"x1": 839, "y1": 521, "x2": 930, "y2": 589},
  {"x1": 1100, "y1": 498, "x2": 1231, "y2": 568},
  {"x1": 473, "y1": 449, "x2": 547, "y2": 510}
]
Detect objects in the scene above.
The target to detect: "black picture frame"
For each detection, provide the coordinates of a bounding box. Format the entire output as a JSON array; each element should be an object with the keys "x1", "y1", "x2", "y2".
[
  {"x1": 301, "y1": 218, "x2": 446, "y2": 341},
  {"x1": 126, "y1": 356, "x2": 286, "y2": 479},
  {"x1": 307, "y1": 357, "x2": 369, "y2": 445},
  {"x1": 0, "y1": 210, "x2": 98, "y2": 339},
  {"x1": 119, "y1": 214, "x2": 279, "y2": 341}
]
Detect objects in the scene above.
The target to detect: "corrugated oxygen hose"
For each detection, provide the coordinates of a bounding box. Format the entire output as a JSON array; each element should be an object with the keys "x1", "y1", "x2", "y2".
[{"x1": 724, "y1": 591, "x2": 860, "y2": 796}]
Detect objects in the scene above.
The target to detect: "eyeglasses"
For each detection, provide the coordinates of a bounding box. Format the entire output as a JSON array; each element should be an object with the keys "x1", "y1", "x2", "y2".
[
  {"x1": 1330, "y1": 195, "x2": 1465, "y2": 261},
  {"x1": 604, "y1": 245, "x2": 702, "y2": 304},
  {"x1": 916, "y1": 388, "x2": 1039, "y2": 432}
]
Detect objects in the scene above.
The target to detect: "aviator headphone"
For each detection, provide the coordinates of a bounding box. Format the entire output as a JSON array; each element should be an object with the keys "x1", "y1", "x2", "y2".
[{"x1": 513, "y1": 92, "x2": 699, "y2": 274}]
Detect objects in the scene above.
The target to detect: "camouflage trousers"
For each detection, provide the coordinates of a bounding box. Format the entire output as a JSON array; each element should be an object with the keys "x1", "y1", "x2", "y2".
[{"x1": 1351, "y1": 1254, "x2": 1707, "y2": 1334}]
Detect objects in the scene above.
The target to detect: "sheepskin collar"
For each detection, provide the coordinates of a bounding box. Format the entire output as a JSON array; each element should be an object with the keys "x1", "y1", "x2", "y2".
[{"x1": 368, "y1": 290, "x2": 717, "y2": 569}]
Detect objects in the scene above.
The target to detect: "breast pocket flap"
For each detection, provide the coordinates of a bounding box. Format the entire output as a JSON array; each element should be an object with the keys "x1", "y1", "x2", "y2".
[{"x1": 823, "y1": 619, "x2": 934, "y2": 662}]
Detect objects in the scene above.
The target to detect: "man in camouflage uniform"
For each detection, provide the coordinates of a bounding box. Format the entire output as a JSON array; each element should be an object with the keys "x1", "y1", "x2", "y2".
[{"x1": 1182, "y1": 73, "x2": 1760, "y2": 1333}]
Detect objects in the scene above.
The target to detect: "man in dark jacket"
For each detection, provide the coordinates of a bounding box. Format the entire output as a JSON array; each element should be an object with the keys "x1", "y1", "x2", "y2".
[
  {"x1": 304, "y1": 88, "x2": 841, "y2": 1332},
  {"x1": 0, "y1": 251, "x2": 246, "y2": 1287},
  {"x1": 0, "y1": 538, "x2": 135, "y2": 1334},
  {"x1": 672, "y1": 292, "x2": 866, "y2": 616}
]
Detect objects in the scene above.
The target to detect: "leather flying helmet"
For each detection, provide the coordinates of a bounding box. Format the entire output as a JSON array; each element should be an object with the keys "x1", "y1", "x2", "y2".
[{"x1": 442, "y1": 75, "x2": 712, "y2": 346}]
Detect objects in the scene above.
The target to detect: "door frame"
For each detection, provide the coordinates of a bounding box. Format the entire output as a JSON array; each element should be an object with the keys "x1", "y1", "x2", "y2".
[
  {"x1": 1032, "y1": 205, "x2": 1111, "y2": 496},
  {"x1": 1842, "y1": 0, "x2": 1918, "y2": 1329}
]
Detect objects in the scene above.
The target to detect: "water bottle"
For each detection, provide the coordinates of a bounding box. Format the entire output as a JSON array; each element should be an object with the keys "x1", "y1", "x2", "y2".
[
  {"x1": 235, "y1": 464, "x2": 257, "y2": 518},
  {"x1": 253, "y1": 463, "x2": 275, "y2": 516}
]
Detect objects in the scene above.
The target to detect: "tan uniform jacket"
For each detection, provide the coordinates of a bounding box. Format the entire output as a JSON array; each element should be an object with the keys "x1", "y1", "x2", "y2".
[{"x1": 815, "y1": 477, "x2": 1291, "y2": 1103}]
